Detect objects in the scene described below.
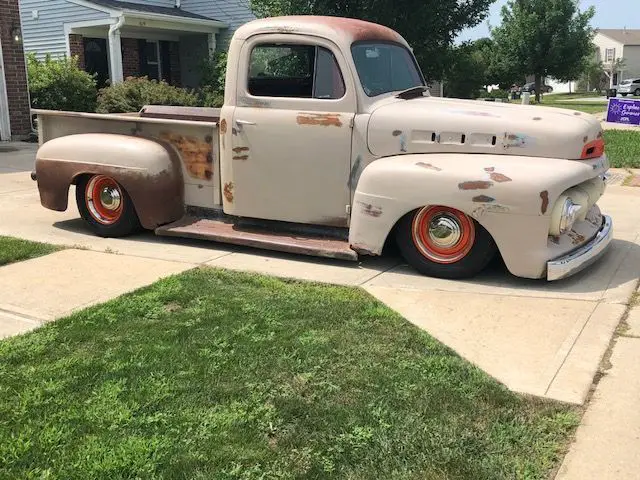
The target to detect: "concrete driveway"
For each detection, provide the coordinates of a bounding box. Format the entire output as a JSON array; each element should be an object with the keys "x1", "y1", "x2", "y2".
[{"x1": 1, "y1": 142, "x2": 639, "y2": 405}]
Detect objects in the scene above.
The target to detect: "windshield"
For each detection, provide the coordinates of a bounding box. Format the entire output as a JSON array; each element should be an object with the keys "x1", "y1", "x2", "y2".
[
  {"x1": 622, "y1": 80, "x2": 632, "y2": 85},
  {"x1": 351, "y1": 42, "x2": 425, "y2": 97}
]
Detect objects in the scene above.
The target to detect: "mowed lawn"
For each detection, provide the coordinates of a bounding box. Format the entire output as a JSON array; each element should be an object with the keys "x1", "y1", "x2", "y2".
[
  {"x1": 0, "y1": 268, "x2": 579, "y2": 479},
  {"x1": 604, "y1": 130, "x2": 640, "y2": 168},
  {"x1": 0, "y1": 235, "x2": 60, "y2": 266}
]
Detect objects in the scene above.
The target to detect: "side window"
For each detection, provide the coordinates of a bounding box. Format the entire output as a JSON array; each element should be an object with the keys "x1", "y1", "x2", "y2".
[{"x1": 248, "y1": 43, "x2": 345, "y2": 99}]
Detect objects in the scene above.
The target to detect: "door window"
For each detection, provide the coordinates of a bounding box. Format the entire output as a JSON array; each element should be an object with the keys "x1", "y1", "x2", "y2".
[
  {"x1": 145, "y1": 41, "x2": 161, "y2": 80},
  {"x1": 248, "y1": 43, "x2": 345, "y2": 99}
]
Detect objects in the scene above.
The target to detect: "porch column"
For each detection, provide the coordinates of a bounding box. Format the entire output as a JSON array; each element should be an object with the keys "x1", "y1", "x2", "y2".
[
  {"x1": 108, "y1": 17, "x2": 125, "y2": 83},
  {"x1": 207, "y1": 33, "x2": 216, "y2": 58}
]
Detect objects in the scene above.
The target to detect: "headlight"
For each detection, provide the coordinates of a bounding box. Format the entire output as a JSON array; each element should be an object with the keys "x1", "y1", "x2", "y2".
[{"x1": 550, "y1": 197, "x2": 583, "y2": 236}]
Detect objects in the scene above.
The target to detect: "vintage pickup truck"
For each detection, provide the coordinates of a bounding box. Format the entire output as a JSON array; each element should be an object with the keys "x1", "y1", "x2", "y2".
[{"x1": 32, "y1": 15, "x2": 613, "y2": 281}]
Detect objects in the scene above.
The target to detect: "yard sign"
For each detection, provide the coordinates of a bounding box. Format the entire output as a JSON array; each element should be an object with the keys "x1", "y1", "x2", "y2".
[{"x1": 607, "y1": 98, "x2": 640, "y2": 126}]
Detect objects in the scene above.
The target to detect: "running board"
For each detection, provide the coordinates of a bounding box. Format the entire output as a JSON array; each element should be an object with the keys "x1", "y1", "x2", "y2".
[{"x1": 155, "y1": 217, "x2": 358, "y2": 261}]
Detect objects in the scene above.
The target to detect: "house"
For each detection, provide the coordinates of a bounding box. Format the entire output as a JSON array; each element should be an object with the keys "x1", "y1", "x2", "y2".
[
  {"x1": 594, "y1": 28, "x2": 640, "y2": 87},
  {"x1": 0, "y1": 0, "x2": 31, "y2": 140},
  {"x1": 18, "y1": 0, "x2": 255, "y2": 88}
]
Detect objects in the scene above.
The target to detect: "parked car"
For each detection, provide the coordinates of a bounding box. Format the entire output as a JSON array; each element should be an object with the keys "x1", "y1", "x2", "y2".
[
  {"x1": 521, "y1": 82, "x2": 553, "y2": 95},
  {"x1": 616, "y1": 79, "x2": 640, "y2": 97},
  {"x1": 31, "y1": 15, "x2": 612, "y2": 281}
]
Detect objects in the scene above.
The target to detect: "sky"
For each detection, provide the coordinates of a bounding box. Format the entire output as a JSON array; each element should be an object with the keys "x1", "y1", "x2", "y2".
[{"x1": 456, "y1": 0, "x2": 640, "y2": 42}]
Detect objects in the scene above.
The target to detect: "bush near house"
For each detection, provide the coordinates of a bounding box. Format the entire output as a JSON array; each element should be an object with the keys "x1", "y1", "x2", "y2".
[
  {"x1": 27, "y1": 53, "x2": 98, "y2": 112},
  {"x1": 96, "y1": 77, "x2": 200, "y2": 113}
]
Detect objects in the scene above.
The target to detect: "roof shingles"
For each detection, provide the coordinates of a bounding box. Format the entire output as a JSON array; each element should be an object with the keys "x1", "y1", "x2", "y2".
[
  {"x1": 87, "y1": 0, "x2": 217, "y2": 21},
  {"x1": 598, "y1": 29, "x2": 640, "y2": 46}
]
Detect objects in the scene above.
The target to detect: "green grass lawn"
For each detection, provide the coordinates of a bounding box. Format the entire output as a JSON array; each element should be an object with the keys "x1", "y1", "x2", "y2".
[
  {"x1": 0, "y1": 236, "x2": 60, "y2": 267},
  {"x1": 0, "y1": 268, "x2": 579, "y2": 479},
  {"x1": 543, "y1": 102, "x2": 608, "y2": 114},
  {"x1": 604, "y1": 130, "x2": 640, "y2": 168}
]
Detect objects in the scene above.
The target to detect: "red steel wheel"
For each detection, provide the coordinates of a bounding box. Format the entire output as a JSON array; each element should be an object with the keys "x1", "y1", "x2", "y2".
[
  {"x1": 411, "y1": 206, "x2": 476, "y2": 264},
  {"x1": 85, "y1": 175, "x2": 124, "y2": 225},
  {"x1": 395, "y1": 205, "x2": 497, "y2": 279}
]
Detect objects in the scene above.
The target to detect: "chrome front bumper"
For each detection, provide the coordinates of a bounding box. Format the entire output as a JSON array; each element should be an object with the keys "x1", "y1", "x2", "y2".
[{"x1": 547, "y1": 215, "x2": 613, "y2": 281}]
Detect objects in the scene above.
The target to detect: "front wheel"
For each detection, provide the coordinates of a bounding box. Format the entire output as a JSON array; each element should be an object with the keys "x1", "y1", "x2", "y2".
[
  {"x1": 634, "y1": 88, "x2": 640, "y2": 96},
  {"x1": 76, "y1": 174, "x2": 141, "y2": 237},
  {"x1": 395, "y1": 206, "x2": 497, "y2": 279}
]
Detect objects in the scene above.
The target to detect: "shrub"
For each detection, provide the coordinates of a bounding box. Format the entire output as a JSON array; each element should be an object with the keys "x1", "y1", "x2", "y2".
[
  {"x1": 27, "y1": 53, "x2": 98, "y2": 112},
  {"x1": 197, "y1": 52, "x2": 227, "y2": 108},
  {"x1": 96, "y1": 77, "x2": 199, "y2": 113}
]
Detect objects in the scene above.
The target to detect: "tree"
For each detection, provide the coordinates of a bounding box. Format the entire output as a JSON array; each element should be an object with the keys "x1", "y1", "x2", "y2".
[
  {"x1": 443, "y1": 38, "x2": 498, "y2": 98},
  {"x1": 491, "y1": 0, "x2": 595, "y2": 102},
  {"x1": 604, "y1": 57, "x2": 627, "y2": 89},
  {"x1": 250, "y1": 0, "x2": 495, "y2": 81}
]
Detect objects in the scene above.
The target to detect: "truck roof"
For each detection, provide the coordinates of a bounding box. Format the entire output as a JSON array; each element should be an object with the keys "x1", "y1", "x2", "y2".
[{"x1": 232, "y1": 15, "x2": 407, "y2": 46}]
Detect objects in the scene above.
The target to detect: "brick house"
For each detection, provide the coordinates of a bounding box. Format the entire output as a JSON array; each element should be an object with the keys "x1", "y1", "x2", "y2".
[
  {"x1": 0, "y1": 0, "x2": 31, "y2": 140},
  {"x1": 19, "y1": 0, "x2": 254, "y2": 88}
]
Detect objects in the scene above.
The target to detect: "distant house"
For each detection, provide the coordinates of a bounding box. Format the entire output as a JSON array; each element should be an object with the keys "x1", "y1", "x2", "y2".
[
  {"x1": 1, "y1": 0, "x2": 31, "y2": 140},
  {"x1": 18, "y1": 0, "x2": 255, "y2": 88},
  {"x1": 594, "y1": 28, "x2": 640, "y2": 87}
]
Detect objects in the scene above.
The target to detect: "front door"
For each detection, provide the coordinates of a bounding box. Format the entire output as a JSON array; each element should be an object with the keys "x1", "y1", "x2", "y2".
[
  {"x1": 84, "y1": 38, "x2": 109, "y2": 88},
  {"x1": 227, "y1": 34, "x2": 355, "y2": 227}
]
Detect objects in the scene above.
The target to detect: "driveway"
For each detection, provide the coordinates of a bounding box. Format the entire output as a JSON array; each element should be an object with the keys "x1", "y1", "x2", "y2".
[{"x1": 1, "y1": 142, "x2": 639, "y2": 405}]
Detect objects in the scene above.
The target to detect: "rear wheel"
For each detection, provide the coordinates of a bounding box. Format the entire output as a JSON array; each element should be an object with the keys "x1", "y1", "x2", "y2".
[
  {"x1": 76, "y1": 174, "x2": 141, "y2": 237},
  {"x1": 634, "y1": 88, "x2": 640, "y2": 96},
  {"x1": 395, "y1": 206, "x2": 497, "y2": 279}
]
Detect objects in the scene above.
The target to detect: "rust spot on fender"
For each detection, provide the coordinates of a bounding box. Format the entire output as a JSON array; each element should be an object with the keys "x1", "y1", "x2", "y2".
[
  {"x1": 392, "y1": 130, "x2": 402, "y2": 137},
  {"x1": 416, "y1": 162, "x2": 442, "y2": 171},
  {"x1": 484, "y1": 167, "x2": 495, "y2": 172},
  {"x1": 296, "y1": 113, "x2": 342, "y2": 127},
  {"x1": 540, "y1": 191, "x2": 549, "y2": 214},
  {"x1": 357, "y1": 201, "x2": 382, "y2": 218},
  {"x1": 472, "y1": 195, "x2": 495, "y2": 203},
  {"x1": 223, "y1": 182, "x2": 234, "y2": 203},
  {"x1": 160, "y1": 131, "x2": 213, "y2": 181},
  {"x1": 233, "y1": 155, "x2": 249, "y2": 161},
  {"x1": 232, "y1": 146, "x2": 249, "y2": 153},
  {"x1": 220, "y1": 119, "x2": 227, "y2": 135},
  {"x1": 489, "y1": 172, "x2": 512, "y2": 183},
  {"x1": 459, "y1": 181, "x2": 493, "y2": 190}
]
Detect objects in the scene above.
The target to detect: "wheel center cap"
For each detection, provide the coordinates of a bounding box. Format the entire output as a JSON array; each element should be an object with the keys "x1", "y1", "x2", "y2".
[
  {"x1": 100, "y1": 187, "x2": 121, "y2": 211},
  {"x1": 428, "y1": 215, "x2": 462, "y2": 248}
]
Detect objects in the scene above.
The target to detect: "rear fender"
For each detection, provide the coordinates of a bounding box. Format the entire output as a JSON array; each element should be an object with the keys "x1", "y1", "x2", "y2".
[
  {"x1": 349, "y1": 153, "x2": 607, "y2": 278},
  {"x1": 35, "y1": 133, "x2": 184, "y2": 229}
]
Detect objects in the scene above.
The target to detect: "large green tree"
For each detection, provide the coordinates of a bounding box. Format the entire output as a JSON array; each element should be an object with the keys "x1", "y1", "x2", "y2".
[
  {"x1": 250, "y1": 0, "x2": 496, "y2": 81},
  {"x1": 491, "y1": 0, "x2": 595, "y2": 101}
]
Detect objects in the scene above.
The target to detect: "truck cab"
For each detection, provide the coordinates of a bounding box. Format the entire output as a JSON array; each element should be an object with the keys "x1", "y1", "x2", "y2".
[{"x1": 32, "y1": 16, "x2": 613, "y2": 281}]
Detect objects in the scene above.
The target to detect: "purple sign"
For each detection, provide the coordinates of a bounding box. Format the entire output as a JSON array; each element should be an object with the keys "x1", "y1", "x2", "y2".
[{"x1": 607, "y1": 98, "x2": 640, "y2": 125}]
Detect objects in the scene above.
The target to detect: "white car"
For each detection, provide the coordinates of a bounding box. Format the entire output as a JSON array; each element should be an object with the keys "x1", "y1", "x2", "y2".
[{"x1": 617, "y1": 78, "x2": 640, "y2": 97}]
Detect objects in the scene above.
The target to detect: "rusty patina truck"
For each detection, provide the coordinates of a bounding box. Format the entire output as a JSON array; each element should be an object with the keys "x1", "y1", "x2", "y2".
[{"x1": 32, "y1": 15, "x2": 613, "y2": 281}]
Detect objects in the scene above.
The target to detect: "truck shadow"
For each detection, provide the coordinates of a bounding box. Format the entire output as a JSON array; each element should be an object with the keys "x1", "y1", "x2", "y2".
[{"x1": 53, "y1": 217, "x2": 639, "y2": 295}]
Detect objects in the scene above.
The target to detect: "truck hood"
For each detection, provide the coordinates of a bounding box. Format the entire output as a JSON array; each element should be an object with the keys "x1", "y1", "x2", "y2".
[{"x1": 366, "y1": 96, "x2": 603, "y2": 160}]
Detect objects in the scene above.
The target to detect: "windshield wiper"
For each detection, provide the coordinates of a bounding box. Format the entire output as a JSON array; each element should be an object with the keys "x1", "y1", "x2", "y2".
[{"x1": 395, "y1": 86, "x2": 428, "y2": 100}]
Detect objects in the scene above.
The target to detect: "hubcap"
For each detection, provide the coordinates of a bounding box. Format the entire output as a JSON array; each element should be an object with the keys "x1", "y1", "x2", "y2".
[
  {"x1": 86, "y1": 175, "x2": 124, "y2": 225},
  {"x1": 411, "y1": 206, "x2": 476, "y2": 264},
  {"x1": 428, "y1": 215, "x2": 462, "y2": 249}
]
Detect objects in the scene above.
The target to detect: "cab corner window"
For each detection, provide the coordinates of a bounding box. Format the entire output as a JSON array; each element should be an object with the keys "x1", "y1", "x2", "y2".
[{"x1": 248, "y1": 44, "x2": 345, "y2": 99}]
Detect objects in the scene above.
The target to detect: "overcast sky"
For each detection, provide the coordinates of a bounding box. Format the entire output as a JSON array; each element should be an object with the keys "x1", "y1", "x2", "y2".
[{"x1": 456, "y1": 0, "x2": 639, "y2": 42}]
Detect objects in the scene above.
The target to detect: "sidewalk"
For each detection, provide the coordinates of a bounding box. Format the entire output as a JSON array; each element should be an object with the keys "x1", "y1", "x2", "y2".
[{"x1": 555, "y1": 289, "x2": 640, "y2": 480}]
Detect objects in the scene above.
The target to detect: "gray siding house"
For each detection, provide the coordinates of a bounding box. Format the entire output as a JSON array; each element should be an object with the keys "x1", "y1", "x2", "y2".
[{"x1": 18, "y1": 0, "x2": 255, "y2": 88}]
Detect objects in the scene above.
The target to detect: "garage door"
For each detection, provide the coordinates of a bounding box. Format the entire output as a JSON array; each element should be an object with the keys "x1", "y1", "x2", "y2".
[{"x1": 0, "y1": 36, "x2": 12, "y2": 141}]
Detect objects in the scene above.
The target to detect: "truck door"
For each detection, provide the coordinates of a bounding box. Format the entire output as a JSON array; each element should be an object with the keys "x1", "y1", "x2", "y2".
[{"x1": 225, "y1": 34, "x2": 356, "y2": 227}]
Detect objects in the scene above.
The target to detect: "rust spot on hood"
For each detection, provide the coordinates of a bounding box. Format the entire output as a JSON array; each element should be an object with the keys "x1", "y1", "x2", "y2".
[
  {"x1": 489, "y1": 172, "x2": 512, "y2": 183},
  {"x1": 472, "y1": 195, "x2": 495, "y2": 203},
  {"x1": 392, "y1": 130, "x2": 402, "y2": 136},
  {"x1": 220, "y1": 119, "x2": 227, "y2": 135},
  {"x1": 459, "y1": 181, "x2": 493, "y2": 190},
  {"x1": 484, "y1": 167, "x2": 495, "y2": 172},
  {"x1": 416, "y1": 162, "x2": 442, "y2": 171},
  {"x1": 223, "y1": 182, "x2": 234, "y2": 203},
  {"x1": 540, "y1": 191, "x2": 549, "y2": 214},
  {"x1": 296, "y1": 113, "x2": 342, "y2": 127}
]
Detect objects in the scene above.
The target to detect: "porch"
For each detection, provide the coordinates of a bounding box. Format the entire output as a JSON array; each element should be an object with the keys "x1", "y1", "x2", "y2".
[{"x1": 65, "y1": 10, "x2": 225, "y2": 89}]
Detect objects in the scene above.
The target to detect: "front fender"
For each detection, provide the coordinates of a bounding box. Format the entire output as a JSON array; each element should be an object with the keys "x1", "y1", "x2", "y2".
[
  {"x1": 35, "y1": 133, "x2": 184, "y2": 229},
  {"x1": 348, "y1": 153, "x2": 608, "y2": 278}
]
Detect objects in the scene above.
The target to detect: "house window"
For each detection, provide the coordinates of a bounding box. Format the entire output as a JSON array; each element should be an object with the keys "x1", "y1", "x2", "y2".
[
  {"x1": 605, "y1": 48, "x2": 616, "y2": 63},
  {"x1": 247, "y1": 43, "x2": 345, "y2": 99},
  {"x1": 145, "y1": 41, "x2": 161, "y2": 80}
]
